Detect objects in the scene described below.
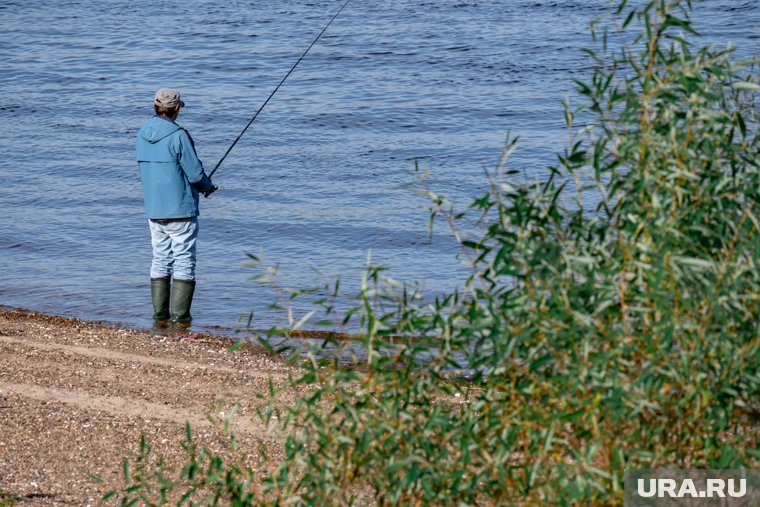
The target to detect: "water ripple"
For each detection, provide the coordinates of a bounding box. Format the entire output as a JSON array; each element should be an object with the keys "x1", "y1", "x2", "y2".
[{"x1": 1, "y1": 0, "x2": 757, "y2": 332}]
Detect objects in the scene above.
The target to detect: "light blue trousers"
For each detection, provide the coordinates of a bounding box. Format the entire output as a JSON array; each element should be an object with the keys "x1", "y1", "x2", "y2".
[{"x1": 148, "y1": 218, "x2": 199, "y2": 281}]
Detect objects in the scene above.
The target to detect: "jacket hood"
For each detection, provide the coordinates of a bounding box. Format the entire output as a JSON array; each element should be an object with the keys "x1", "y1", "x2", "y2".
[{"x1": 138, "y1": 116, "x2": 181, "y2": 144}]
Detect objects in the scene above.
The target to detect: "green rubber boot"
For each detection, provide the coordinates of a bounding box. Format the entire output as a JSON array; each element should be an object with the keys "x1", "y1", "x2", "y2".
[
  {"x1": 150, "y1": 277, "x2": 171, "y2": 320},
  {"x1": 170, "y1": 279, "x2": 196, "y2": 324}
]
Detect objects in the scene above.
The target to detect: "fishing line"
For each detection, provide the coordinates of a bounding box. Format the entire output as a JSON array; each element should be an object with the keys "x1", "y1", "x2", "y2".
[{"x1": 209, "y1": 0, "x2": 352, "y2": 178}]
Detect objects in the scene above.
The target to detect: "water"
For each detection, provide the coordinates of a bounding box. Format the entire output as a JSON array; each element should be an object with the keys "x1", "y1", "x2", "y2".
[{"x1": 1, "y1": 0, "x2": 758, "y2": 335}]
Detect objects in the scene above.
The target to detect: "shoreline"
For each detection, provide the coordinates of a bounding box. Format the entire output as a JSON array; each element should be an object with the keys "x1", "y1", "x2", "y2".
[
  {"x1": 0, "y1": 308, "x2": 298, "y2": 505},
  {"x1": 0, "y1": 304, "x2": 256, "y2": 342},
  {"x1": 0, "y1": 305, "x2": 397, "y2": 347}
]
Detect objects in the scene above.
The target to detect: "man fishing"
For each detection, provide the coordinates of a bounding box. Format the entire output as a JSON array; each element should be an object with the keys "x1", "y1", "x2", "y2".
[
  {"x1": 132, "y1": 1, "x2": 347, "y2": 326},
  {"x1": 136, "y1": 88, "x2": 217, "y2": 324}
]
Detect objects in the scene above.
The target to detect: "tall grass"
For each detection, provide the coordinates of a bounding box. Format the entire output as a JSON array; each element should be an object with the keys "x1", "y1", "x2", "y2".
[{"x1": 108, "y1": 1, "x2": 759, "y2": 504}]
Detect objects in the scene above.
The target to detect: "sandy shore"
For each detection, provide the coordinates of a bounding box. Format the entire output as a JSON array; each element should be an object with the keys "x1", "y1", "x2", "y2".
[{"x1": 0, "y1": 309, "x2": 300, "y2": 505}]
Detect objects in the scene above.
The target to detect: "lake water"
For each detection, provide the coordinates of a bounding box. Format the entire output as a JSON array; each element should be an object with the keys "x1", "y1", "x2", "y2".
[{"x1": 1, "y1": 0, "x2": 758, "y2": 335}]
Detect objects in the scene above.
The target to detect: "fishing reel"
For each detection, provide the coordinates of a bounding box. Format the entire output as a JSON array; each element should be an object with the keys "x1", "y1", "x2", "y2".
[{"x1": 202, "y1": 185, "x2": 218, "y2": 198}]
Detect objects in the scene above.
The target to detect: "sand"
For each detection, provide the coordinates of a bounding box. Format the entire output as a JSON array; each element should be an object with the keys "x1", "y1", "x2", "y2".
[{"x1": 0, "y1": 309, "x2": 300, "y2": 505}]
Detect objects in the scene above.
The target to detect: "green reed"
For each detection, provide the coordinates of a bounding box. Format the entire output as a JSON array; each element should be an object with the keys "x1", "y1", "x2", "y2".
[{"x1": 107, "y1": 1, "x2": 758, "y2": 504}]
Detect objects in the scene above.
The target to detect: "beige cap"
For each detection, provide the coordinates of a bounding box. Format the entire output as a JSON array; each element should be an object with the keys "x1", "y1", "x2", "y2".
[{"x1": 154, "y1": 88, "x2": 185, "y2": 108}]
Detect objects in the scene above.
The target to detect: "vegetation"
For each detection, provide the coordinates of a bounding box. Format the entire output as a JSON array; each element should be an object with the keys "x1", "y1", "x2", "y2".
[
  {"x1": 107, "y1": 0, "x2": 759, "y2": 504},
  {"x1": 0, "y1": 489, "x2": 19, "y2": 507}
]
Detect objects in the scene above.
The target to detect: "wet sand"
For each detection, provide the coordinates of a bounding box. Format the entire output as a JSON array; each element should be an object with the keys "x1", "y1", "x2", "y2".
[{"x1": 0, "y1": 309, "x2": 300, "y2": 505}]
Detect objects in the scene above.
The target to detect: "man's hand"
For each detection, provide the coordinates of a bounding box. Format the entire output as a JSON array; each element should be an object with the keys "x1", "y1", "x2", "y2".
[{"x1": 202, "y1": 184, "x2": 218, "y2": 198}]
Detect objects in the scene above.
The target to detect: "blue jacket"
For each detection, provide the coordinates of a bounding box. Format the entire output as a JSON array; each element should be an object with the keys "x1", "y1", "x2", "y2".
[{"x1": 136, "y1": 116, "x2": 213, "y2": 219}]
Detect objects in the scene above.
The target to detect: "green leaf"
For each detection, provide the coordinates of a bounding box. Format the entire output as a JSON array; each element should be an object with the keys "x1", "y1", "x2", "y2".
[
  {"x1": 731, "y1": 81, "x2": 760, "y2": 91},
  {"x1": 622, "y1": 8, "x2": 636, "y2": 29},
  {"x1": 661, "y1": 14, "x2": 698, "y2": 36}
]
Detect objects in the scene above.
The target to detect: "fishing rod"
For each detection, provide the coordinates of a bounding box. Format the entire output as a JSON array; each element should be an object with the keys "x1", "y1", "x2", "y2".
[{"x1": 209, "y1": 0, "x2": 352, "y2": 179}]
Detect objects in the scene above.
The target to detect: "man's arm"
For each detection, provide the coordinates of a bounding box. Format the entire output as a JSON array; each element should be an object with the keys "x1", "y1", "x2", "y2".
[{"x1": 176, "y1": 129, "x2": 214, "y2": 193}]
